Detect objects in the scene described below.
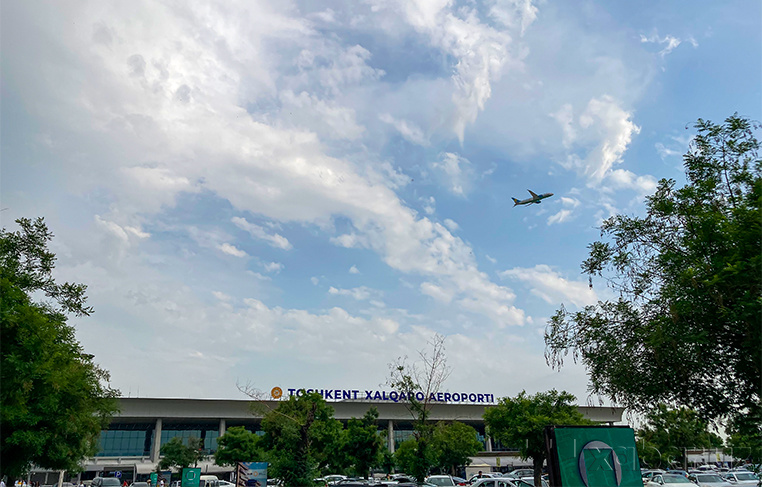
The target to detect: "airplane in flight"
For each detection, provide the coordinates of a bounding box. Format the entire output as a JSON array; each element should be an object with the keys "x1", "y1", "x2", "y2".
[{"x1": 512, "y1": 189, "x2": 554, "y2": 206}]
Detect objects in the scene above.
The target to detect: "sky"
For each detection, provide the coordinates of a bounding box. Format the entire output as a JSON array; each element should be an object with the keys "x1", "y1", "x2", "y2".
[{"x1": 2, "y1": 0, "x2": 760, "y2": 405}]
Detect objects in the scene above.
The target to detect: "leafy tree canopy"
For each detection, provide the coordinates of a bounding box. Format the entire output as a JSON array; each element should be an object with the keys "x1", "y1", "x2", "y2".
[
  {"x1": 1, "y1": 217, "x2": 119, "y2": 479},
  {"x1": 546, "y1": 115, "x2": 761, "y2": 429},
  {"x1": 159, "y1": 437, "x2": 205, "y2": 472},
  {"x1": 214, "y1": 426, "x2": 263, "y2": 467},
  {"x1": 260, "y1": 392, "x2": 341, "y2": 486},
  {"x1": 484, "y1": 390, "x2": 592, "y2": 486},
  {"x1": 431, "y1": 421, "x2": 482, "y2": 476},
  {"x1": 341, "y1": 407, "x2": 384, "y2": 478},
  {"x1": 636, "y1": 404, "x2": 723, "y2": 468}
]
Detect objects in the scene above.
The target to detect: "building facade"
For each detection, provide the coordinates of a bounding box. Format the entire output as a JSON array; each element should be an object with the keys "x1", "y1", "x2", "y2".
[{"x1": 31, "y1": 397, "x2": 625, "y2": 484}]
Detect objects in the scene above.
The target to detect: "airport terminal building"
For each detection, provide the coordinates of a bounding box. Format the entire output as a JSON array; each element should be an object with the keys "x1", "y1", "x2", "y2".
[{"x1": 31, "y1": 396, "x2": 625, "y2": 483}]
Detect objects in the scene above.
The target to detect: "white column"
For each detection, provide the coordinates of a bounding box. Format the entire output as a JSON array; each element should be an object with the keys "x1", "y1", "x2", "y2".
[
  {"x1": 219, "y1": 419, "x2": 226, "y2": 437},
  {"x1": 388, "y1": 420, "x2": 394, "y2": 453},
  {"x1": 486, "y1": 435, "x2": 493, "y2": 452},
  {"x1": 151, "y1": 418, "x2": 163, "y2": 463}
]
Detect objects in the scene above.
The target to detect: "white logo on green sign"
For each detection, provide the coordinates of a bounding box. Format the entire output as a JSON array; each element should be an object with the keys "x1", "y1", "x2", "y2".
[{"x1": 578, "y1": 441, "x2": 622, "y2": 487}]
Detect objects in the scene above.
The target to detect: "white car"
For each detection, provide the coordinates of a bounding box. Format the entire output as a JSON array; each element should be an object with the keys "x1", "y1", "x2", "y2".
[
  {"x1": 469, "y1": 479, "x2": 517, "y2": 487},
  {"x1": 426, "y1": 476, "x2": 458, "y2": 487},
  {"x1": 645, "y1": 474, "x2": 695, "y2": 487},
  {"x1": 723, "y1": 472, "x2": 761, "y2": 486},
  {"x1": 690, "y1": 473, "x2": 733, "y2": 487}
]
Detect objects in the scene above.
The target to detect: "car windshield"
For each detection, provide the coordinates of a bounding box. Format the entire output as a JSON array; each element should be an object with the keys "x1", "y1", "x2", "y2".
[
  {"x1": 735, "y1": 474, "x2": 759, "y2": 481},
  {"x1": 697, "y1": 475, "x2": 724, "y2": 483},
  {"x1": 101, "y1": 480, "x2": 122, "y2": 487},
  {"x1": 664, "y1": 476, "x2": 692, "y2": 484},
  {"x1": 427, "y1": 479, "x2": 454, "y2": 486}
]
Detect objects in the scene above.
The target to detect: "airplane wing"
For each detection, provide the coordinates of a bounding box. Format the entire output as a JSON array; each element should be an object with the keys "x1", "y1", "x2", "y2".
[{"x1": 527, "y1": 190, "x2": 539, "y2": 198}]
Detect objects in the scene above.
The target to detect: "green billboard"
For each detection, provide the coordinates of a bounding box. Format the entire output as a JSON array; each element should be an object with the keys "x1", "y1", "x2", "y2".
[
  {"x1": 546, "y1": 426, "x2": 642, "y2": 487},
  {"x1": 182, "y1": 468, "x2": 201, "y2": 487}
]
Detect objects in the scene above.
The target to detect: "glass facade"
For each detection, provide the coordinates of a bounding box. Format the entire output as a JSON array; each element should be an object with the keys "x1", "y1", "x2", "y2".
[
  {"x1": 97, "y1": 423, "x2": 153, "y2": 457},
  {"x1": 161, "y1": 423, "x2": 220, "y2": 454}
]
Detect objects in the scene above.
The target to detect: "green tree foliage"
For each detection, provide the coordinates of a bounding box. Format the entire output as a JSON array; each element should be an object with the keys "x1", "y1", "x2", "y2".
[
  {"x1": 214, "y1": 426, "x2": 263, "y2": 466},
  {"x1": 342, "y1": 407, "x2": 384, "y2": 478},
  {"x1": 431, "y1": 421, "x2": 482, "y2": 476},
  {"x1": 636, "y1": 405, "x2": 723, "y2": 468},
  {"x1": 380, "y1": 449, "x2": 396, "y2": 475},
  {"x1": 484, "y1": 390, "x2": 592, "y2": 486},
  {"x1": 394, "y1": 438, "x2": 433, "y2": 481},
  {"x1": 260, "y1": 392, "x2": 342, "y2": 486},
  {"x1": 159, "y1": 437, "x2": 205, "y2": 472},
  {"x1": 387, "y1": 334, "x2": 451, "y2": 481},
  {"x1": 545, "y1": 115, "x2": 761, "y2": 429},
  {"x1": 724, "y1": 416, "x2": 762, "y2": 469},
  {"x1": 1, "y1": 217, "x2": 119, "y2": 479}
]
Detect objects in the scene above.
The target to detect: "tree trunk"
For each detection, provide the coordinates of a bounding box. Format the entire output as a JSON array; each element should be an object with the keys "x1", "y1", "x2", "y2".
[{"x1": 533, "y1": 456, "x2": 544, "y2": 487}]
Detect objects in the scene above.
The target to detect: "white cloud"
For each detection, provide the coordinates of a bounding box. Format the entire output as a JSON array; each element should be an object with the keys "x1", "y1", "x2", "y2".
[
  {"x1": 379, "y1": 113, "x2": 429, "y2": 146},
  {"x1": 218, "y1": 243, "x2": 248, "y2": 258},
  {"x1": 432, "y1": 152, "x2": 473, "y2": 196},
  {"x1": 560, "y1": 197, "x2": 580, "y2": 208},
  {"x1": 328, "y1": 286, "x2": 378, "y2": 301},
  {"x1": 232, "y1": 217, "x2": 292, "y2": 250},
  {"x1": 640, "y1": 32, "x2": 698, "y2": 58},
  {"x1": 443, "y1": 219, "x2": 459, "y2": 231},
  {"x1": 420, "y1": 281, "x2": 454, "y2": 303},
  {"x1": 606, "y1": 169, "x2": 658, "y2": 195},
  {"x1": 263, "y1": 262, "x2": 283, "y2": 273},
  {"x1": 311, "y1": 276, "x2": 320, "y2": 285},
  {"x1": 554, "y1": 96, "x2": 641, "y2": 187},
  {"x1": 500, "y1": 264, "x2": 599, "y2": 308},
  {"x1": 349, "y1": 265, "x2": 360, "y2": 274},
  {"x1": 547, "y1": 209, "x2": 573, "y2": 225}
]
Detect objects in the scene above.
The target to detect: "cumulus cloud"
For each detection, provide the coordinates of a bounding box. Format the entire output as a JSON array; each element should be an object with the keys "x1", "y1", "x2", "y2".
[
  {"x1": 500, "y1": 264, "x2": 599, "y2": 308},
  {"x1": 553, "y1": 96, "x2": 641, "y2": 187},
  {"x1": 218, "y1": 243, "x2": 248, "y2": 258},
  {"x1": 379, "y1": 113, "x2": 429, "y2": 146},
  {"x1": 349, "y1": 265, "x2": 360, "y2": 274},
  {"x1": 328, "y1": 286, "x2": 378, "y2": 301},
  {"x1": 232, "y1": 217, "x2": 292, "y2": 250}
]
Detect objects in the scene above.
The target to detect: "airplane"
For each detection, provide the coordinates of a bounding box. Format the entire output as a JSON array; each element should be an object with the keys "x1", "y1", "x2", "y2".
[{"x1": 512, "y1": 189, "x2": 554, "y2": 206}]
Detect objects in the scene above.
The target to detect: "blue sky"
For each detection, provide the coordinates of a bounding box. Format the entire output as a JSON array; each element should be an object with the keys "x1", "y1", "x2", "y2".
[{"x1": 2, "y1": 0, "x2": 760, "y2": 402}]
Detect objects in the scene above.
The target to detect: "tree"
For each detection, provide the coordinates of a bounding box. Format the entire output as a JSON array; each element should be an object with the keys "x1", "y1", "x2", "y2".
[
  {"x1": 484, "y1": 390, "x2": 593, "y2": 486},
  {"x1": 259, "y1": 392, "x2": 342, "y2": 486},
  {"x1": 636, "y1": 404, "x2": 723, "y2": 469},
  {"x1": 1, "y1": 217, "x2": 119, "y2": 479},
  {"x1": 394, "y1": 438, "x2": 433, "y2": 480},
  {"x1": 724, "y1": 416, "x2": 761, "y2": 470},
  {"x1": 214, "y1": 426, "x2": 263, "y2": 467},
  {"x1": 342, "y1": 407, "x2": 384, "y2": 478},
  {"x1": 431, "y1": 422, "x2": 482, "y2": 476},
  {"x1": 159, "y1": 437, "x2": 205, "y2": 472},
  {"x1": 387, "y1": 334, "x2": 451, "y2": 481},
  {"x1": 545, "y1": 115, "x2": 761, "y2": 430}
]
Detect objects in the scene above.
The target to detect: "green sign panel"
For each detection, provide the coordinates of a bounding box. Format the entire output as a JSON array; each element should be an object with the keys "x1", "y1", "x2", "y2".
[
  {"x1": 546, "y1": 426, "x2": 642, "y2": 487},
  {"x1": 182, "y1": 468, "x2": 201, "y2": 487}
]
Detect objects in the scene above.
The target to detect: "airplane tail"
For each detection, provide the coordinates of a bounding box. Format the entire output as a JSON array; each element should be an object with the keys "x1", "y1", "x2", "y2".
[{"x1": 512, "y1": 197, "x2": 520, "y2": 206}]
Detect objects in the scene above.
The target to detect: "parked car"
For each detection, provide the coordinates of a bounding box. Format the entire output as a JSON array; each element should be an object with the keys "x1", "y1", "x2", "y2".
[
  {"x1": 426, "y1": 476, "x2": 458, "y2": 487},
  {"x1": 504, "y1": 471, "x2": 534, "y2": 479},
  {"x1": 92, "y1": 478, "x2": 122, "y2": 487},
  {"x1": 130, "y1": 482, "x2": 150, "y2": 487},
  {"x1": 645, "y1": 474, "x2": 695, "y2": 487},
  {"x1": 518, "y1": 477, "x2": 549, "y2": 487},
  {"x1": 452, "y1": 479, "x2": 468, "y2": 486},
  {"x1": 723, "y1": 472, "x2": 761, "y2": 486},
  {"x1": 690, "y1": 473, "x2": 733, "y2": 487},
  {"x1": 323, "y1": 476, "x2": 347, "y2": 485},
  {"x1": 469, "y1": 480, "x2": 517, "y2": 487}
]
